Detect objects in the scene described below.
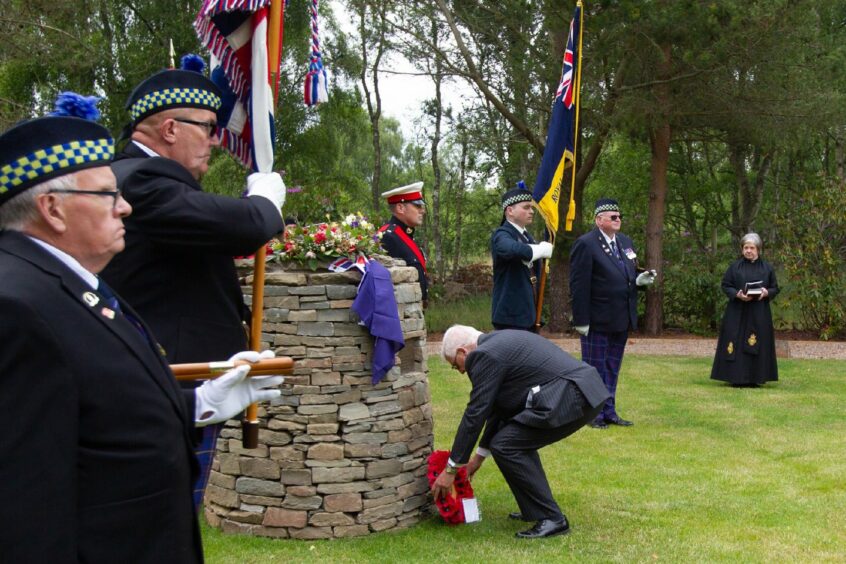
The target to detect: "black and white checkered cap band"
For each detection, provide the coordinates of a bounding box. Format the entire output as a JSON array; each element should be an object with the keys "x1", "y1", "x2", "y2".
[
  {"x1": 130, "y1": 88, "x2": 222, "y2": 121},
  {"x1": 595, "y1": 203, "x2": 620, "y2": 215},
  {"x1": 1, "y1": 138, "x2": 114, "y2": 196},
  {"x1": 501, "y1": 193, "x2": 533, "y2": 210}
]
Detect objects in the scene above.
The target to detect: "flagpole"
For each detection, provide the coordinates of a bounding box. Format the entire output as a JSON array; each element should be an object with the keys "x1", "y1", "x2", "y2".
[
  {"x1": 243, "y1": 0, "x2": 285, "y2": 449},
  {"x1": 564, "y1": 0, "x2": 584, "y2": 232}
]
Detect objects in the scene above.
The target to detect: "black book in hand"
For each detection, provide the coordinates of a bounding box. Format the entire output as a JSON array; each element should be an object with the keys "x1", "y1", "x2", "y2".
[{"x1": 744, "y1": 281, "x2": 764, "y2": 296}]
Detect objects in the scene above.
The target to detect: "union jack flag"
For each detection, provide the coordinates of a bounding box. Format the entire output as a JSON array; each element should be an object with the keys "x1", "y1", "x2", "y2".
[
  {"x1": 194, "y1": 0, "x2": 283, "y2": 172},
  {"x1": 555, "y1": 14, "x2": 578, "y2": 109}
]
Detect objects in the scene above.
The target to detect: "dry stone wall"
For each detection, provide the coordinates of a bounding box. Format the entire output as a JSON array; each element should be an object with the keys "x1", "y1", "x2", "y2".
[{"x1": 204, "y1": 256, "x2": 434, "y2": 539}]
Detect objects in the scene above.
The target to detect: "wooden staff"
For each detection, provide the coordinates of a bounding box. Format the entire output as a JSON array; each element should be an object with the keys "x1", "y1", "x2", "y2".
[
  {"x1": 534, "y1": 258, "x2": 549, "y2": 331},
  {"x1": 172, "y1": 357, "x2": 294, "y2": 381},
  {"x1": 243, "y1": 0, "x2": 287, "y2": 449}
]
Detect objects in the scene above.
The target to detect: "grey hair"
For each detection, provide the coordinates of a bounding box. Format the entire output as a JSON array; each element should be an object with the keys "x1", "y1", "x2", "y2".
[
  {"x1": 740, "y1": 232, "x2": 763, "y2": 252},
  {"x1": 441, "y1": 324, "x2": 483, "y2": 363},
  {"x1": 0, "y1": 174, "x2": 77, "y2": 231}
]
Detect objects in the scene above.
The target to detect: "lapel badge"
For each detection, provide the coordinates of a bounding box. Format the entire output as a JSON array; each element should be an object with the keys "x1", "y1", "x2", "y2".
[
  {"x1": 82, "y1": 291, "x2": 100, "y2": 307},
  {"x1": 625, "y1": 249, "x2": 637, "y2": 260},
  {"x1": 100, "y1": 307, "x2": 116, "y2": 320},
  {"x1": 406, "y1": 227, "x2": 413, "y2": 234}
]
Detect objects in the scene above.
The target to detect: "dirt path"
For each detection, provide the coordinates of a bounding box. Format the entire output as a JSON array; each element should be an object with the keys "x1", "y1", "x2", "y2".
[{"x1": 427, "y1": 336, "x2": 846, "y2": 360}]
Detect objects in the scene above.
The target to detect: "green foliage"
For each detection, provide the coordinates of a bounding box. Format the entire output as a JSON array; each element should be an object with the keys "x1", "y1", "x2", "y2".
[
  {"x1": 771, "y1": 179, "x2": 846, "y2": 339},
  {"x1": 201, "y1": 354, "x2": 846, "y2": 562}
]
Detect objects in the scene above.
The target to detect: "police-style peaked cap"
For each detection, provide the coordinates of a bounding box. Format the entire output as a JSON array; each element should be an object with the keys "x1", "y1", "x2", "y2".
[{"x1": 381, "y1": 181, "x2": 425, "y2": 205}]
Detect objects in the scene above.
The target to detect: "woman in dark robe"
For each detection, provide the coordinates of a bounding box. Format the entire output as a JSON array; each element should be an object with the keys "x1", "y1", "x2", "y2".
[{"x1": 711, "y1": 233, "x2": 779, "y2": 386}]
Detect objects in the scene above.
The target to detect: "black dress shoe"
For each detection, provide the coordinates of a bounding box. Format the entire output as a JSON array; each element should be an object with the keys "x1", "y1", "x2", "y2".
[
  {"x1": 516, "y1": 517, "x2": 571, "y2": 539},
  {"x1": 607, "y1": 417, "x2": 633, "y2": 426},
  {"x1": 508, "y1": 512, "x2": 530, "y2": 521},
  {"x1": 589, "y1": 420, "x2": 608, "y2": 429}
]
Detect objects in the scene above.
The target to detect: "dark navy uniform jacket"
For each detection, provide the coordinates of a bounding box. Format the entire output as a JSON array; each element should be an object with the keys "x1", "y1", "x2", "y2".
[
  {"x1": 569, "y1": 227, "x2": 639, "y2": 333},
  {"x1": 0, "y1": 231, "x2": 202, "y2": 563},
  {"x1": 102, "y1": 142, "x2": 284, "y2": 364},
  {"x1": 490, "y1": 222, "x2": 541, "y2": 329},
  {"x1": 379, "y1": 216, "x2": 428, "y2": 302}
]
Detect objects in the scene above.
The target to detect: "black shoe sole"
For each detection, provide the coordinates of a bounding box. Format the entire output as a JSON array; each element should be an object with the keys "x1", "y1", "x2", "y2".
[{"x1": 515, "y1": 527, "x2": 571, "y2": 539}]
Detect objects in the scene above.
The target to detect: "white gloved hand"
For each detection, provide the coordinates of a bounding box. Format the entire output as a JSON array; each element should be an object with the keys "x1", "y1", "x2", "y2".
[
  {"x1": 529, "y1": 241, "x2": 554, "y2": 262},
  {"x1": 574, "y1": 325, "x2": 589, "y2": 336},
  {"x1": 636, "y1": 269, "x2": 657, "y2": 286},
  {"x1": 247, "y1": 172, "x2": 286, "y2": 211},
  {"x1": 194, "y1": 350, "x2": 284, "y2": 426}
]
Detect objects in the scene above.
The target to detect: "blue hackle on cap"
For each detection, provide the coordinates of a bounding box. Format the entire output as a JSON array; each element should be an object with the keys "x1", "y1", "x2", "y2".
[
  {"x1": 180, "y1": 54, "x2": 206, "y2": 73},
  {"x1": 50, "y1": 92, "x2": 101, "y2": 121},
  {"x1": 517, "y1": 180, "x2": 527, "y2": 191}
]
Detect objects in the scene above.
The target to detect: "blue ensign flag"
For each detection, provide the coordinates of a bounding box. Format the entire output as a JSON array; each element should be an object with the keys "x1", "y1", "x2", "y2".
[{"x1": 532, "y1": 3, "x2": 582, "y2": 234}]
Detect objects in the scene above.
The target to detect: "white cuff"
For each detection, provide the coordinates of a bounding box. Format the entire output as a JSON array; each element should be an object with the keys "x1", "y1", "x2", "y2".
[{"x1": 476, "y1": 447, "x2": 491, "y2": 458}]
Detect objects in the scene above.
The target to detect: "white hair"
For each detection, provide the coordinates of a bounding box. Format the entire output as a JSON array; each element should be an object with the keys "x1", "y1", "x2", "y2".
[
  {"x1": 441, "y1": 324, "x2": 483, "y2": 362},
  {"x1": 0, "y1": 174, "x2": 77, "y2": 231},
  {"x1": 740, "y1": 232, "x2": 763, "y2": 252}
]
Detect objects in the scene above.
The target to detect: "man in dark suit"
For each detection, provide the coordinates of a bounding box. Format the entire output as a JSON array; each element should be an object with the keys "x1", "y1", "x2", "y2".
[
  {"x1": 0, "y1": 101, "x2": 281, "y2": 561},
  {"x1": 432, "y1": 325, "x2": 610, "y2": 538},
  {"x1": 101, "y1": 61, "x2": 286, "y2": 506},
  {"x1": 378, "y1": 181, "x2": 428, "y2": 306},
  {"x1": 569, "y1": 198, "x2": 656, "y2": 429},
  {"x1": 491, "y1": 186, "x2": 553, "y2": 331}
]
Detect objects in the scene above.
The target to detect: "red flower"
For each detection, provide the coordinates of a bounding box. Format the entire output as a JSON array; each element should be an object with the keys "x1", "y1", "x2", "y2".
[
  {"x1": 427, "y1": 450, "x2": 475, "y2": 525},
  {"x1": 314, "y1": 231, "x2": 327, "y2": 244}
]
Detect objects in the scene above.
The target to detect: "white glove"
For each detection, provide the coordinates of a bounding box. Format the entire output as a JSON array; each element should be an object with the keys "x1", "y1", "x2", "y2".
[
  {"x1": 636, "y1": 269, "x2": 657, "y2": 286},
  {"x1": 529, "y1": 241, "x2": 553, "y2": 262},
  {"x1": 574, "y1": 325, "x2": 589, "y2": 336},
  {"x1": 194, "y1": 350, "x2": 284, "y2": 426},
  {"x1": 247, "y1": 172, "x2": 286, "y2": 211}
]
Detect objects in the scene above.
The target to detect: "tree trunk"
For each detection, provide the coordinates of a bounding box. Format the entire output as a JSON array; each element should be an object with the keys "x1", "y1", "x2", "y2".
[
  {"x1": 358, "y1": 1, "x2": 386, "y2": 212},
  {"x1": 430, "y1": 16, "x2": 444, "y2": 281},
  {"x1": 452, "y1": 129, "x2": 467, "y2": 275},
  {"x1": 644, "y1": 44, "x2": 672, "y2": 336}
]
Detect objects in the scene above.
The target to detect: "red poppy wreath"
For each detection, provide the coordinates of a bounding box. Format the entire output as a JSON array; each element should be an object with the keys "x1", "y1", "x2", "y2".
[{"x1": 427, "y1": 450, "x2": 476, "y2": 525}]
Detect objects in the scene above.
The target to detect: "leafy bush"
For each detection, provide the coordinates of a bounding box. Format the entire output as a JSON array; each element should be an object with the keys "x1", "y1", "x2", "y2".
[{"x1": 771, "y1": 179, "x2": 846, "y2": 339}]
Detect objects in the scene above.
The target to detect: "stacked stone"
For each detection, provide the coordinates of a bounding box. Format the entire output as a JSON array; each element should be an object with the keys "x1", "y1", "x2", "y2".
[{"x1": 205, "y1": 256, "x2": 434, "y2": 539}]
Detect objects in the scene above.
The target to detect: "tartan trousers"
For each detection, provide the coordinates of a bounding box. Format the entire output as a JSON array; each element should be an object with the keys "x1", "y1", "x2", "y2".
[
  {"x1": 193, "y1": 422, "x2": 222, "y2": 510},
  {"x1": 580, "y1": 330, "x2": 628, "y2": 421}
]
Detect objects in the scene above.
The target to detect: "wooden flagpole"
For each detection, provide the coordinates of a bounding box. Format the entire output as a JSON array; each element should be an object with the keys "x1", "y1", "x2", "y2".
[{"x1": 243, "y1": 0, "x2": 286, "y2": 449}]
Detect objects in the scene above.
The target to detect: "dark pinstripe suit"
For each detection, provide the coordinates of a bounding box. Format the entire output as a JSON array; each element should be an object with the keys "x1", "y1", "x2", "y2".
[{"x1": 448, "y1": 330, "x2": 609, "y2": 520}]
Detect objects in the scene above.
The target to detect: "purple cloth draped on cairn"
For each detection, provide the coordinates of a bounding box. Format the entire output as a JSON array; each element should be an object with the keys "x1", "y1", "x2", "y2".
[{"x1": 352, "y1": 260, "x2": 405, "y2": 383}]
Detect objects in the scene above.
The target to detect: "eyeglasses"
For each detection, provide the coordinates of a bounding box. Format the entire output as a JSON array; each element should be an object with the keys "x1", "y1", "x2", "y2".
[
  {"x1": 606, "y1": 214, "x2": 623, "y2": 221},
  {"x1": 48, "y1": 188, "x2": 122, "y2": 209},
  {"x1": 173, "y1": 118, "x2": 218, "y2": 138},
  {"x1": 448, "y1": 349, "x2": 465, "y2": 370}
]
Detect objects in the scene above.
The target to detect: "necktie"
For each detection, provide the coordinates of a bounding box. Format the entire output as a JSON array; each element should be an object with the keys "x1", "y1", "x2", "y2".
[
  {"x1": 97, "y1": 278, "x2": 121, "y2": 313},
  {"x1": 610, "y1": 240, "x2": 625, "y2": 270},
  {"x1": 98, "y1": 278, "x2": 156, "y2": 346}
]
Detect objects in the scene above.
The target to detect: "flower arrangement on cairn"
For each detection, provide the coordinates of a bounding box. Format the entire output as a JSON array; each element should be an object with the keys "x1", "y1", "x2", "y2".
[{"x1": 270, "y1": 213, "x2": 384, "y2": 269}]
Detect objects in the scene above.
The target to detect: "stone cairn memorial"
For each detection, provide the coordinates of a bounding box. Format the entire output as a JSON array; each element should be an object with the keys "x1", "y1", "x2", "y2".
[{"x1": 204, "y1": 256, "x2": 434, "y2": 539}]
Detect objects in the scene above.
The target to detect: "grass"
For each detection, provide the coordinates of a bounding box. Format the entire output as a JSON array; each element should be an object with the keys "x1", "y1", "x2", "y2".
[
  {"x1": 425, "y1": 294, "x2": 494, "y2": 333},
  {"x1": 202, "y1": 354, "x2": 846, "y2": 563}
]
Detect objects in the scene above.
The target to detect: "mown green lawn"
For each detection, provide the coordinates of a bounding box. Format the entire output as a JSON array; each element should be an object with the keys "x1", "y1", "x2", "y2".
[{"x1": 203, "y1": 355, "x2": 846, "y2": 563}]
